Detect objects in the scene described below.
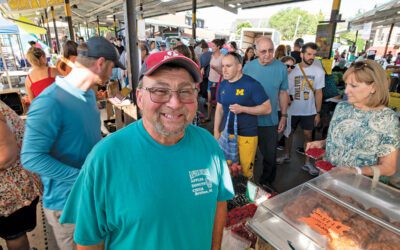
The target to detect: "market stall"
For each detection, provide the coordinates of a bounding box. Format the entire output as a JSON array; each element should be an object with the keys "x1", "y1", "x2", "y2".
[{"x1": 248, "y1": 167, "x2": 400, "y2": 249}]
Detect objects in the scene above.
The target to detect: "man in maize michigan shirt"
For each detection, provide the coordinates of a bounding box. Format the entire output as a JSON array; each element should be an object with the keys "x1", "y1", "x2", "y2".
[
  {"x1": 21, "y1": 36, "x2": 125, "y2": 250},
  {"x1": 60, "y1": 51, "x2": 234, "y2": 250},
  {"x1": 214, "y1": 52, "x2": 271, "y2": 178}
]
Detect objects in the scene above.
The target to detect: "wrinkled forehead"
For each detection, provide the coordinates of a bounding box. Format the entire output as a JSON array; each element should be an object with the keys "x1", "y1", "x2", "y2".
[
  {"x1": 143, "y1": 67, "x2": 195, "y2": 87},
  {"x1": 257, "y1": 40, "x2": 274, "y2": 50}
]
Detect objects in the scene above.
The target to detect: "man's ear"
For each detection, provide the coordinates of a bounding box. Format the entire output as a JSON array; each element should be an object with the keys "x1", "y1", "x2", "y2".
[
  {"x1": 95, "y1": 57, "x2": 106, "y2": 71},
  {"x1": 136, "y1": 88, "x2": 143, "y2": 110}
]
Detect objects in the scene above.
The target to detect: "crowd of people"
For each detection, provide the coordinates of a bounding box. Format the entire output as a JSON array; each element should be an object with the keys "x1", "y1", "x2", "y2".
[{"x1": 0, "y1": 32, "x2": 399, "y2": 250}]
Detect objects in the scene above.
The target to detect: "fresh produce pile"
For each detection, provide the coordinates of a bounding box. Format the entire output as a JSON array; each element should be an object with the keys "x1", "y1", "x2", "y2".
[
  {"x1": 305, "y1": 148, "x2": 326, "y2": 159},
  {"x1": 315, "y1": 160, "x2": 335, "y2": 173},
  {"x1": 226, "y1": 203, "x2": 258, "y2": 227},
  {"x1": 231, "y1": 222, "x2": 258, "y2": 248},
  {"x1": 226, "y1": 203, "x2": 258, "y2": 248}
]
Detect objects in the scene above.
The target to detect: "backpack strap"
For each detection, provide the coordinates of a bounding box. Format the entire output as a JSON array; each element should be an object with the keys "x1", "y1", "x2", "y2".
[{"x1": 299, "y1": 64, "x2": 315, "y2": 93}]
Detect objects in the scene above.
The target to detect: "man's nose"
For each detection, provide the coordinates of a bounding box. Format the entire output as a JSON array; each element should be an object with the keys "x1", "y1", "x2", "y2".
[{"x1": 166, "y1": 92, "x2": 183, "y2": 108}]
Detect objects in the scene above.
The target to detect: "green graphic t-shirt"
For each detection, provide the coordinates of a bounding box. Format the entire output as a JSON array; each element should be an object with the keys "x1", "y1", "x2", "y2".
[{"x1": 60, "y1": 120, "x2": 234, "y2": 249}]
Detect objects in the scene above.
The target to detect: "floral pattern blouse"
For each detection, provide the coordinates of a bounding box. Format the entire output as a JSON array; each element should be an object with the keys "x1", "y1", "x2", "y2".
[
  {"x1": 0, "y1": 101, "x2": 42, "y2": 217},
  {"x1": 326, "y1": 101, "x2": 400, "y2": 176}
]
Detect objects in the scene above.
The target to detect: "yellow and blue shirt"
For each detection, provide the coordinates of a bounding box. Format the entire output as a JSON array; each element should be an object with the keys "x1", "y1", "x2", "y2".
[{"x1": 217, "y1": 74, "x2": 269, "y2": 136}]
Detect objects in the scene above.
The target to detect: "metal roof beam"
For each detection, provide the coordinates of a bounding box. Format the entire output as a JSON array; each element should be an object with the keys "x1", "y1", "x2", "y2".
[
  {"x1": 201, "y1": 0, "x2": 237, "y2": 14},
  {"x1": 85, "y1": 0, "x2": 121, "y2": 17},
  {"x1": 241, "y1": 0, "x2": 308, "y2": 9}
]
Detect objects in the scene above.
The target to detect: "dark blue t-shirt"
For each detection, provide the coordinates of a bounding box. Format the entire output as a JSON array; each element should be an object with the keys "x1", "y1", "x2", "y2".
[{"x1": 217, "y1": 74, "x2": 269, "y2": 136}]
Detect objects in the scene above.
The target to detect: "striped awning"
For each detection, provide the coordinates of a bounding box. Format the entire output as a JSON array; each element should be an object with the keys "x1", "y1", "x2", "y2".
[{"x1": 13, "y1": 16, "x2": 47, "y2": 34}]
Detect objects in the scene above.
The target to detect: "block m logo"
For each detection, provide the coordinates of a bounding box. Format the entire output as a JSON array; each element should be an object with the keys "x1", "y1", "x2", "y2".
[{"x1": 236, "y1": 89, "x2": 244, "y2": 96}]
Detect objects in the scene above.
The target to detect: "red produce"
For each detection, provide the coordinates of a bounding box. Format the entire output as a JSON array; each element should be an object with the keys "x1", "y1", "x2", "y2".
[
  {"x1": 306, "y1": 148, "x2": 326, "y2": 159},
  {"x1": 315, "y1": 160, "x2": 335, "y2": 172}
]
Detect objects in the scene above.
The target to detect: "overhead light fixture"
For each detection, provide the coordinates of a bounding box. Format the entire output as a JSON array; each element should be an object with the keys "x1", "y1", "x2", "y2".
[
  {"x1": 228, "y1": 4, "x2": 236, "y2": 8},
  {"x1": 236, "y1": 3, "x2": 241, "y2": 6},
  {"x1": 160, "y1": 0, "x2": 172, "y2": 2}
]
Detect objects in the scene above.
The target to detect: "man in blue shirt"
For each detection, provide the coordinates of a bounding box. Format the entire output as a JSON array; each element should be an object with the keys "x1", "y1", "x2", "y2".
[
  {"x1": 215, "y1": 52, "x2": 271, "y2": 178},
  {"x1": 21, "y1": 36, "x2": 125, "y2": 250},
  {"x1": 243, "y1": 37, "x2": 289, "y2": 189},
  {"x1": 60, "y1": 51, "x2": 234, "y2": 250}
]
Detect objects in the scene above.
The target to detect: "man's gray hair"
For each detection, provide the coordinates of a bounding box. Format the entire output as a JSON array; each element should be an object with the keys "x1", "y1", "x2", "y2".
[{"x1": 255, "y1": 36, "x2": 274, "y2": 50}]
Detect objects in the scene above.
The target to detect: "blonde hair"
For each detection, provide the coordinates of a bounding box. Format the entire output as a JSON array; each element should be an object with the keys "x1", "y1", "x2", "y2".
[
  {"x1": 343, "y1": 59, "x2": 389, "y2": 107},
  {"x1": 26, "y1": 47, "x2": 46, "y2": 67}
]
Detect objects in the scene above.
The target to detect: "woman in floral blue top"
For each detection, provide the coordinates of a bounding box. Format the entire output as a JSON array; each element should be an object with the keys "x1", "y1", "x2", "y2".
[{"x1": 307, "y1": 60, "x2": 399, "y2": 180}]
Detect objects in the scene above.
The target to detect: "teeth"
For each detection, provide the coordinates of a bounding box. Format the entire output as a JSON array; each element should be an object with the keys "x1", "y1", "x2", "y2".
[{"x1": 164, "y1": 114, "x2": 181, "y2": 119}]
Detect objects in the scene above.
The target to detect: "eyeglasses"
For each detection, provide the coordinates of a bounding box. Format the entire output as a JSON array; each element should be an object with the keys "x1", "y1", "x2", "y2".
[
  {"x1": 142, "y1": 87, "x2": 198, "y2": 104},
  {"x1": 286, "y1": 64, "x2": 295, "y2": 69}
]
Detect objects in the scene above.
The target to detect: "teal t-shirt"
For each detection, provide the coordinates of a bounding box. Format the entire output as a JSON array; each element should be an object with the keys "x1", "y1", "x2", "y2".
[
  {"x1": 60, "y1": 120, "x2": 235, "y2": 249},
  {"x1": 243, "y1": 59, "x2": 288, "y2": 126}
]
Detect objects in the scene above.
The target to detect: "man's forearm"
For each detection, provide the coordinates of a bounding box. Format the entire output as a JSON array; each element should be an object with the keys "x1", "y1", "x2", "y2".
[
  {"x1": 241, "y1": 101, "x2": 271, "y2": 115},
  {"x1": 211, "y1": 201, "x2": 227, "y2": 250},
  {"x1": 315, "y1": 89, "x2": 323, "y2": 112},
  {"x1": 279, "y1": 91, "x2": 289, "y2": 114},
  {"x1": 214, "y1": 105, "x2": 224, "y2": 134},
  {"x1": 21, "y1": 152, "x2": 80, "y2": 182}
]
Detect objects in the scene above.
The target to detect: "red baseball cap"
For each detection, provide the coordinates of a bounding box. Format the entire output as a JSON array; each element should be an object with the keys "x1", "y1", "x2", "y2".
[{"x1": 140, "y1": 51, "x2": 201, "y2": 82}]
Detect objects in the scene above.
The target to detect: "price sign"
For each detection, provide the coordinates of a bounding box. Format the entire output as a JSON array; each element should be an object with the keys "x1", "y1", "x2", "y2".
[{"x1": 298, "y1": 208, "x2": 350, "y2": 238}]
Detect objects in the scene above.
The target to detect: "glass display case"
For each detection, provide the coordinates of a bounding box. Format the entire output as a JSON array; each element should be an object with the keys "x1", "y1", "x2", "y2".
[{"x1": 248, "y1": 168, "x2": 400, "y2": 250}]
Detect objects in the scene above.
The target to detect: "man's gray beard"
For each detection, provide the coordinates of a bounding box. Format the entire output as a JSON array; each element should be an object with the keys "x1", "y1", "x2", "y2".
[{"x1": 154, "y1": 117, "x2": 190, "y2": 137}]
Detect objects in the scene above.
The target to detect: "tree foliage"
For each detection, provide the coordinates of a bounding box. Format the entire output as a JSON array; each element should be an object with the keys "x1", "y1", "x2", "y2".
[
  {"x1": 339, "y1": 32, "x2": 366, "y2": 53},
  {"x1": 269, "y1": 8, "x2": 322, "y2": 40},
  {"x1": 236, "y1": 21, "x2": 253, "y2": 37}
]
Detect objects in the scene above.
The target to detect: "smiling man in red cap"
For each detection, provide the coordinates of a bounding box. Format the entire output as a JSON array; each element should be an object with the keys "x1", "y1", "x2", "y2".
[{"x1": 60, "y1": 51, "x2": 234, "y2": 250}]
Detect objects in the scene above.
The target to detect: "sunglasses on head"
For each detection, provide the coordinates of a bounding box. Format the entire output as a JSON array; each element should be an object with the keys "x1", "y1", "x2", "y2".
[
  {"x1": 353, "y1": 61, "x2": 372, "y2": 70},
  {"x1": 286, "y1": 64, "x2": 295, "y2": 69}
]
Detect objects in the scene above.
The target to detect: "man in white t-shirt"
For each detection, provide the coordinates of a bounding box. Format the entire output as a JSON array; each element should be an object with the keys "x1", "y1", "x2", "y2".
[{"x1": 278, "y1": 42, "x2": 324, "y2": 175}]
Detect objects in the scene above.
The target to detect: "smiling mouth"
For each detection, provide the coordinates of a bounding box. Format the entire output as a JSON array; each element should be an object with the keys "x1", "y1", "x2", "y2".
[{"x1": 161, "y1": 113, "x2": 184, "y2": 120}]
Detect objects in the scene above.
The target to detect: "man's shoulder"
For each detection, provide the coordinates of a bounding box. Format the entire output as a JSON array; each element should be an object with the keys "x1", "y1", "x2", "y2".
[
  {"x1": 29, "y1": 84, "x2": 61, "y2": 111},
  {"x1": 271, "y1": 59, "x2": 286, "y2": 69},
  {"x1": 219, "y1": 79, "x2": 228, "y2": 86},
  {"x1": 241, "y1": 74, "x2": 261, "y2": 86},
  {"x1": 186, "y1": 125, "x2": 218, "y2": 146},
  {"x1": 290, "y1": 66, "x2": 302, "y2": 75},
  {"x1": 309, "y1": 64, "x2": 325, "y2": 75},
  {"x1": 88, "y1": 122, "x2": 140, "y2": 160},
  {"x1": 244, "y1": 59, "x2": 259, "y2": 68}
]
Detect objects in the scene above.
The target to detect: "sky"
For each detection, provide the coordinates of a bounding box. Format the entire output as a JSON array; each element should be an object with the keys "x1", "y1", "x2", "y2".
[{"x1": 196, "y1": 0, "x2": 392, "y2": 32}]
